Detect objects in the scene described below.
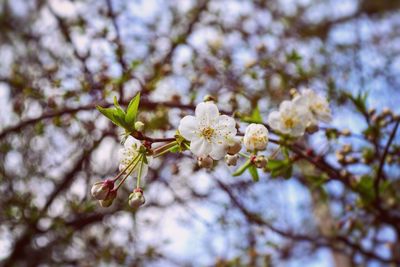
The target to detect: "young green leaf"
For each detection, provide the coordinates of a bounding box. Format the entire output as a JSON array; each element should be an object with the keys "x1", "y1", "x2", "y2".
[
  {"x1": 233, "y1": 159, "x2": 252, "y2": 176},
  {"x1": 248, "y1": 165, "x2": 259, "y2": 182},
  {"x1": 241, "y1": 106, "x2": 263, "y2": 123},
  {"x1": 97, "y1": 106, "x2": 125, "y2": 128},
  {"x1": 126, "y1": 92, "x2": 141, "y2": 126},
  {"x1": 113, "y1": 96, "x2": 125, "y2": 113}
]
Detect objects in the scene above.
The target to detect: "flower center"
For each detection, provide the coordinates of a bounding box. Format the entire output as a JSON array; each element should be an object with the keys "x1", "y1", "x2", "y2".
[
  {"x1": 201, "y1": 127, "x2": 214, "y2": 141},
  {"x1": 283, "y1": 117, "x2": 295, "y2": 129},
  {"x1": 313, "y1": 102, "x2": 324, "y2": 112}
]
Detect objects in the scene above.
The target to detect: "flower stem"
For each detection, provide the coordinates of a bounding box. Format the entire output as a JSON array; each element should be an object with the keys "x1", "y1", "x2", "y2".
[
  {"x1": 113, "y1": 153, "x2": 141, "y2": 182},
  {"x1": 115, "y1": 154, "x2": 142, "y2": 191},
  {"x1": 270, "y1": 146, "x2": 281, "y2": 160},
  {"x1": 136, "y1": 156, "x2": 145, "y2": 188},
  {"x1": 152, "y1": 141, "x2": 177, "y2": 157},
  {"x1": 239, "y1": 152, "x2": 250, "y2": 159}
]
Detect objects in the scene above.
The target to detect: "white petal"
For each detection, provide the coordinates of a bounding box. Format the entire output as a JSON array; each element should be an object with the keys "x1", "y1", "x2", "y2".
[
  {"x1": 214, "y1": 115, "x2": 237, "y2": 137},
  {"x1": 190, "y1": 138, "x2": 212, "y2": 157},
  {"x1": 292, "y1": 94, "x2": 309, "y2": 108},
  {"x1": 267, "y1": 111, "x2": 282, "y2": 131},
  {"x1": 318, "y1": 112, "x2": 332, "y2": 123},
  {"x1": 124, "y1": 136, "x2": 141, "y2": 149},
  {"x1": 279, "y1": 100, "x2": 294, "y2": 114},
  {"x1": 290, "y1": 123, "x2": 306, "y2": 137},
  {"x1": 178, "y1": 115, "x2": 198, "y2": 141},
  {"x1": 209, "y1": 143, "x2": 227, "y2": 160},
  {"x1": 243, "y1": 135, "x2": 254, "y2": 151},
  {"x1": 195, "y1": 102, "x2": 219, "y2": 127}
]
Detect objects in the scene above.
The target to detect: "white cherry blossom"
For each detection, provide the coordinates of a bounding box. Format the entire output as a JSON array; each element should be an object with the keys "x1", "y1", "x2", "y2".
[
  {"x1": 243, "y1": 123, "x2": 269, "y2": 151},
  {"x1": 178, "y1": 101, "x2": 237, "y2": 160},
  {"x1": 119, "y1": 136, "x2": 152, "y2": 178},
  {"x1": 267, "y1": 100, "x2": 311, "y2": 137},
  {"x1": 293, "y1": 89, "x2": 332, "y2": 123}
]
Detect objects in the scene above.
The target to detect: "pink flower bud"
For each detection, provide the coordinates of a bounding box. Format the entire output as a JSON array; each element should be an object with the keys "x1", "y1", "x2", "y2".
[
  {"x1": 99, "y1": 190, "x2": 117, "y2": 207},
  {"x1": 128, "y1": 188, "x2": 145, "y2": 209},
  {"x1": 91, "y1": 179, "x2": 114, "y2": 200}
]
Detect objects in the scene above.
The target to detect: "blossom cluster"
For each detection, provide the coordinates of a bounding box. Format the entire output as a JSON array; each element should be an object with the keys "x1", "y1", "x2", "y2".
[
  {"x1": 92, "y1": 88, "x2": 331, "y2": 209},
  {"x1": 268, "y1": 89, "x2": 332, "y2": 137}
]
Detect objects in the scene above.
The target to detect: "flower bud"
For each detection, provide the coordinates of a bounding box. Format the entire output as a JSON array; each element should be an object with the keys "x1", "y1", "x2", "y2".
[
  {"x1": 382, "y1": 107, "x2": 392, "y2": 118},
  {"x1": 91, "y1": 179, "x2": 114, "y2": 200},
  {"x1": 253, "y1": 155, "x2": 267, "y2": 169},
  {"x1": 227, "y1": 139, "x2": 242, "y2": 155},
  {"x1": 128, "y1": 188, "x2": 146, "y2": 209},
  {"x1": 225, "y1": 154, "x2": 238, "y2": 166},
  {"x1": 244, "y1": 124, "x2": 269, "y2": 151},
  {"x1": 336, "y1": 151, "x2": 345, "y2": 164},
  {"x1": 289, "y1": 88, "x2": 299, "y2": 98},
  {"x1": 134, "y1": 121, "x2": 145, "y2": 131},
  {"x1": 341, "y1": 129, "x2": 351, "y2": 136},
  {"x1": 306, "y1": 124, "x2": 319, "y2": 134},
  {"x1": 203, "y1": 95, "x2": 216, "y2": 103},
  {"x1": 99, "y1": 190, "x2": 117, "y2": 207},
  {"x1": 342, "y1": 144, "x2": 352, "y2": 154},
  {"x1": 197, "y1": 156, "x2": 213, "y2": 169},
  {"x1": 346, "y1": 156, "x2": 357, "y2": 164}
]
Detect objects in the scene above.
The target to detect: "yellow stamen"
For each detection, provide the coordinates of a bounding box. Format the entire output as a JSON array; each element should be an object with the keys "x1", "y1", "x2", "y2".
[{"x1": 201, "y1": 127, "x2": 214, "y2": 141}]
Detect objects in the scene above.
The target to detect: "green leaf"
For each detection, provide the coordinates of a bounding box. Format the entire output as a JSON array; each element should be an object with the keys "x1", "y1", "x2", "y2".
[
  {"x1": 355, "y1": 175, "x2": 375, "y2": 205},
  {"x1": 233, "y1": 159, "x2": 251, "y2": 176},
  {"x1": 248, "y1": 165, "x2": 259, "y2": 182},
  {"x1": 286, "y1": 50, "x2": 302, "y2": 62},
  {"x1": 96, "y1": 106, "x2": 125, "y2": 128},
  {"x1": 113, "y1": 96, "x2": 124, "y2": 113},
  {"x1": 126, "y1": 92, "x2": 141, "y2": 126},
  {"x1": 268, "y1": 159, "x2": 292, "y2": 179},
  {"x1": 267, "y1": 159, "x2": 286, "y2": 170},
  {"x1": 241, "y1": 106, "x2": 263, "y2": 123},
  {"x1": 112, "y1": 108, "x2": 128, "y2": 128}
]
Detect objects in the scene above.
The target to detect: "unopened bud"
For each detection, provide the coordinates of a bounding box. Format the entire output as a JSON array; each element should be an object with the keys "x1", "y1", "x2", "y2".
[
  {"x1": 99, "y1": 190, "x2": 117, "y2": 207},
  {"x1": 225, "y1": 154, "x2": 238, "y2": 166},
  {"x1": 342, "y1": 144, "x2": 352, "y2": 154},
  {"x1": 91, "y1": 179, "x2": 114, "y2": 200},
  {"x1": 289, "y1": 88, "x2": 298, "y2": 98},
  {"x1": 128, "y1": 188, "x2": 146, "y2": 209},
  {"x1": 253, "y1": 155, "x2": 267, "y2": 169},
  {"x1": 382, "y1": 107, "x2": 392, "y2": 118},
  {"x1": 386, "y1": 156, "x2": 394, "y2": 165},
  {"x1": 336, "y1": 152, "x2": 345, "y2": 164},
  {"x1": 340, "y1": 170, "x2": 348, "y2": 178},
  {"x1": 203, "y1": 95, "x2": 216, "y2": 103},
  {"x1": 227, "y1": 139, "x2": 242, "y2": 155},
  {"x1": 197, "y1": 156, "x2": 214, "y2": 169},
  {"x1": 368, "y1": 108, "x2": 376, "y2": 116},
  {"x1": 306, "y1": 124, "x2": 319, "y2": 134},
  {"x1": 341, "y1": 129, "x2": 351, "y2": 136},
  {"x1": 135, "y1": 121, "x2": 145, "y2": 131},
  {"x1": 346, "y1": 156, "x2": 357, "y2": 164}
]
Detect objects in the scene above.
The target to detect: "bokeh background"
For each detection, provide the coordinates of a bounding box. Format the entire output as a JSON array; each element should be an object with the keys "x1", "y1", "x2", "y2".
[{"x1": 1, "y1": 0, "x2": 400, "y2": 266}]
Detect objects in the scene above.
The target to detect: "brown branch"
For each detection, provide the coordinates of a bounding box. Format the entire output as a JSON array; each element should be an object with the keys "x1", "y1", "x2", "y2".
[
  {"x1": 374, "y1": 117, "x2": 400, "y2": 201},
  {"x1": 0, "y1": 100, "x2": 195, "y2": 139},
  {"x1": 2, "y1": 132, "x2": 108, "y2": 267},
  {"x1": 215, "y1": 178, "x2": 398, "y2": 264}
]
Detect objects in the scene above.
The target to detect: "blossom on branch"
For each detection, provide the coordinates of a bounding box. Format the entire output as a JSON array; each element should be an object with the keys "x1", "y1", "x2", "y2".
[
  {"x1": 119, "y1": 136, "x2": 151, "y2": 178},
  {"x1": 243, "y1": 123, "x2": 269, "y2": 151},
  {"x1": 178, "y1": 101, "x2": 237, "y2": 160},
  {"x1": 293, "y1": 89, "x2": 332, "y2": 124},
  {"x1": 267, "y1": 100, "x2": 311, "y2": 137}
]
